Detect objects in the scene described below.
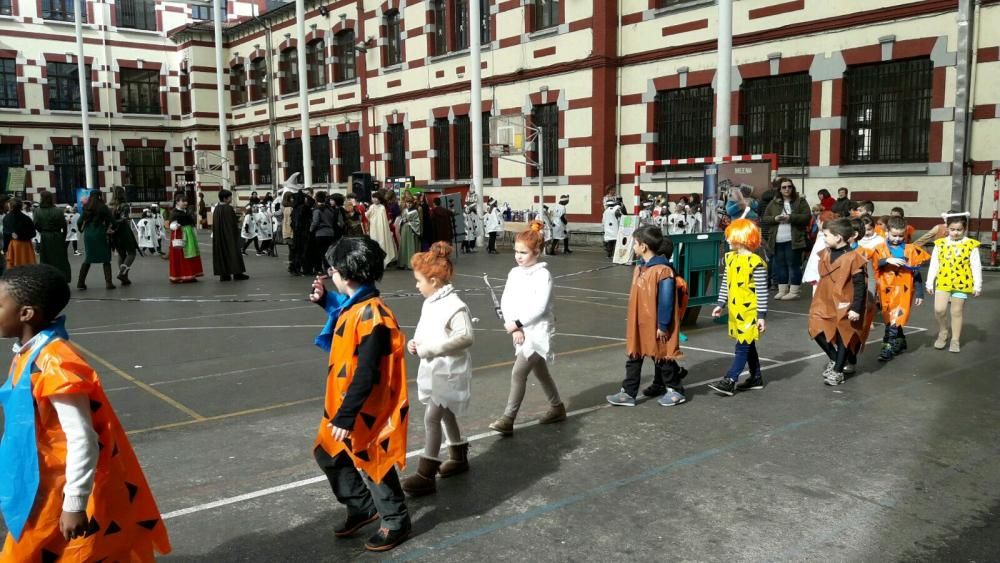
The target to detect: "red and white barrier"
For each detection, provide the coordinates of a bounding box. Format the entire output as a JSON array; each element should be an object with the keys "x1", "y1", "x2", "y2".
[{"x1": 631, "y1": 153, "x2": 780, "y2": 214}]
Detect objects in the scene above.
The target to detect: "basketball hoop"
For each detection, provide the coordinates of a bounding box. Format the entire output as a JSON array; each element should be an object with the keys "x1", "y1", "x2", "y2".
[{"x1": 488, "y1": 115, "x2": 526, "y2": 158}]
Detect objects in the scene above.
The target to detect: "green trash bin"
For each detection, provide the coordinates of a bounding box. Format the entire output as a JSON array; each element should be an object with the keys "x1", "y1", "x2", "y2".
[{"x1": 668, "y1": 231, "x2": 726, "y2": 326}]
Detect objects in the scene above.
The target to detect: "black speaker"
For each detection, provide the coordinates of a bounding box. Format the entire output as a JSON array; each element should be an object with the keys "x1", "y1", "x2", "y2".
[{"x1": 350, "y1": 172, "x2": 374, "y2": 203}]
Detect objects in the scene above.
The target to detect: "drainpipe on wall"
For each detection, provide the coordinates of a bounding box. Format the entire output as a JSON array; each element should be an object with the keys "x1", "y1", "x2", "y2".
[
  {"x1": 213, "y1": 0, "x2": 230, "y2": 190},
  {"x1": 951, "y1": 0, "x2": 974, "y2": 210}
]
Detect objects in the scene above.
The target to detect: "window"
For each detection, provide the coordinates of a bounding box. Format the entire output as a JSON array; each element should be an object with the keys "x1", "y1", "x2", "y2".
[
  {"x1": 0, "y1": 0, "x2": 12, "y2": 16},
  {"x1": 120, "y1": 68, "x2": 160, "y2": 114},
  {"x1": 47, "y1": 62, "x2": 93, "y2": 111},
  {"x1": 531, "y1": 103, "x2": 558, "y2": 177},
  {"x1": 284, "y1": 137, "x2": 302, "y2": 181},
  {"x1": 334, "y1": 30, "x2": 356, "y2": 82},
  {"x1": 116, "y1": 0, "x2": 156, "y2": 31},
  {"x1": 312, "y1": 135, "x2": 330, "y2": 183},
  {"x1": 533, "y1": 0, "x2": 558, "y2": 31},
  {"x1": 250, "y1": 57, "x2": 268, "y2": 102},
  {"x1": 482, "y1": 112, "x2": 492, "y2": 178},
  {"x1": 432, "y1": 0, "x2": 447, "y2": 55},
  {"x1": 122, "y1": 147, "x2": 166, "y2": 201},
  {"x1": 657, "y1": 0, "x2": 689, "y2": 7},
  {"x1": 740, "y1": 73, "x2": 811, "y2": 166},
  {"x1": 844, "y1": 58, "x2": 932, "y2": 164},
  {"x1": 51, "y1": 145, "x2": 97, "y2": 203},
  {"x1": 654, "y1": 85, "x2": 713, "y2": 161},
  {"x1": 454, "y1": 114, "x2": 471, "y2": 179},
  {"x1": 42, "y1": 0, "x2": 85, "y2": 22},
  {"x1": 191, "y1": 0, "x2": 226, "y2": 21},
  {"x1": 306, "y1": 40, "x2": 326, "y2": 89},
  {"x1": 433, "y1": 118, "x2": 450, "y2": 179},
  {"x1": 0, "y1": 144, "x2": 22, "y2": 193},
  {"x1": 180, "y1": 67, "x2": 191, "y2": 115},
  {"x1": 339, "y1": 131, "x2": 361, "y2": 179},
  {"x1": 234, "y1": 144, "x2": 251, "y2": 185},
  {"x1": 254, "y1": 142, "x2": 272, "y2": 185},
  {"x1": 453, "y1": 0, "x2": 469, "y2": 51},
  {"x1": 479, "y1": 0, "x2": 490, "y2": 45},
  {"x1": 230, "y1": 64, "x2": 246, "y2": 106},
  {"x1": 387, "y1": 123, "x2": 405, "y2": 177},
  {"x1": 385, "y1": 10, "x2": 403, "y2": 67},
  {"x1": 279, "y1": 48, "x2": 298, "y2": 95},
  {"x1": 0, "y1": 59, "x2": 17, "y2": 108}
]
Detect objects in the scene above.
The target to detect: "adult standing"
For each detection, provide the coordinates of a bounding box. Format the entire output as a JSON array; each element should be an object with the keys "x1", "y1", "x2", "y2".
[
  {"x1": 367, "y1": 191, "x2": 398, "y2": 267},
  {"x1": 109, "y1": 186, "x2": 139, "y2": 286},
  {"x1": 831, "y1": 187, "x2": 853, "y2": 217},
  {"x1": 484, "y1": 201, "x2": 503, "y2": 254},
  {"x1": 419, "y1": 194, "x2": 434, "y2": 251},
  {"x1": 397, "y1": 194, "x2": 422, "y2": 269},
  {"x1": 429, "y1": 197, "x2": 454, "y2": 245},
  {"x1": 309, "y1": 191, "x2": 342, "y2": 274},
  {"x1": 77, "y1": 190, "x2": 115, "y2": 290},
  {"x1": 758, "y1": 178, "x2": 781, "y2": 288},
  {"x1": 33, "y1": 191, "x2": 71, "y2": 283},
  {"x1": 198, "y1": 192, "x2": 209, "y2": 229},
  {"x1": 212, "y1": 189, "x2": 249, "y2": 281},
  {"x1": 817, "y1": 189, "x2": 835, "y2": 211},
  {"x1": 3, "y1": 198, "x2": 37, "y2": 270},
  {"x1": 168, "y1": 194, "x2": 204, "y2": 283},
  {"x1": 761, "y1": 177, "x2": 811, "y2": 301},
  {"x1": 281, "y1": 192, "x2": 296, "y2": 274}
]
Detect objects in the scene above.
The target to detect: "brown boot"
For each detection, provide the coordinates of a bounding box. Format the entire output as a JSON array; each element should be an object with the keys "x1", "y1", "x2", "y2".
[
  {"x1": 438, "y1": 442, "x2": 469, "y2": 478},
  {"x1": 488, "y1": 415, "x2": 514, "y2": 436},
  {"x1": 400, "y1": 456, "x2": 441, "y2": 497},
  {"x1": 539, "y1": 403, "x2": 567, "y2": 424}
]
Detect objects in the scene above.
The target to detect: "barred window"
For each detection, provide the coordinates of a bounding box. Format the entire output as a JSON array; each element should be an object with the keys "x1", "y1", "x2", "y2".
[
  {"x1": 279, "y1": 48, "x2": 298, "y2": 95},
  {"x1": 334, "y1": 30, "x2": 356, "y2": 82},
  {"x1": 454, "y1": 115, "x2": 471, "y2": 179},
  {"x1": 433, "y1": 118, "x2": 450, "y2": 179},
  {"x1": 312, "y1": 135, "x2": 330, "y2": 183},
  {"x1": 844, "y1": 58, "x2": 932, "y2": 164},
  {"x1": 122, "y1": 147, "x2": 166, "y2": 201},
  {"x1": 482, "y1": 112, "x2": 492, "y2": 178},
  {"x1": 234, "y1": 144, "x2": 251, "y2": 185},
  {"x1": 306, "y1": 40, "x2": 326, "y2": 89},
  {"x1": 284, "y1": 138, "x2": 303, "y2": 182},
  {"x1": 385, "y1": 10, "x2": 403, "y2": 67},
  {"x1": 116, "y1": 0, "x2": 156, "y2": 31},
  {"x1": 47, "y1": 62, "x2": 93, "y2": 111},
  {"x1": 654, "y1": 85, "x2": 713, "y2": 161},
  {"x1": 453, "y1": 0, "x2": 469, "y2": 51},
  {"x1": 51, "y1": 146, "x2": 97, "y2": 203},
  {"x1": 656, "y1": 0, "x2": 688, "y2": 7},
  {"x1": 250, "y1": 57, "x2": 268, "y2": 102},
  {"x1": 432, "y1": 0, "x2": 447, "y2": 56},
  {"x1": 120, "y1": 68, "x2": 160, "y2": 114},
  {"x1": 0, "y1": 144, "x2": 22, "y2": 194},
  {"x1": 338, "y1": 131, "x2": 361, "y2": 179},
  {"x1": 254, "y1": 142, "x2": 272, "y2": 185},
  {"x1": 42, "y1": 0, "x2": 85, "y2": 22},
  {"x1": 0, "y1": 0, "x2": 12, "y2": 17},
  {"x1": 230, "y1": 64, "x2": 246, "y2": 106},
  {"x1": 533, "y1": 0, "x2": 558, "y2": 31},
  {"x1": 180, "y1": 67, "x2": 191, "y2": 115},
  {"x1": 0, "y1": 59, "x2": 17, "y2": 108},
  {"x1": 740, "y1": 73, "x2": 811, "y2": 166},
  {"x1": 531, "y1": 103, "x2": 558, "y2": 177},
  {"x1": 191, "y1": 0, "x2": 226, "y2": 21},
  {"x1": 387, "y1": 123, "x2": 406, "y2": 177}
]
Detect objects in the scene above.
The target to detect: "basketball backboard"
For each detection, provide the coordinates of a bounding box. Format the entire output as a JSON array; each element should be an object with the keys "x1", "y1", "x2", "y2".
[{"x1": 488, "y1": 115, "x2": 526, "y2": 157}]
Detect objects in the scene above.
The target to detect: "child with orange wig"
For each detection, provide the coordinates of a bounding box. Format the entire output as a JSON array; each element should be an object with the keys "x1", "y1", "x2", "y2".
[
  {"x1": 708, "y1": 219, "x2": 769, "y2": 395},
  {"x1": 400, "y1": 242, "x2": 475, "y2": 497},
  {"x1": 488, "y1": 221, "x2": 566, "y2": 435}
]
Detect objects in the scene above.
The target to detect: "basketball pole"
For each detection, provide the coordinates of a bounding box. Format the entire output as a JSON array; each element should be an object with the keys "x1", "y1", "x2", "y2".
[
  {"x1": 715, "y1": 0, "x2": 733, "y2": 159},
  {"x1": 213, "y1": 0, "x2": 230, "y2": 190},
  {"x1": 470, "y1": 0, "x2": 485, "y2": 247},
  {"x1": 74, "y1": 0, "x2": 94, "y2": 191}
]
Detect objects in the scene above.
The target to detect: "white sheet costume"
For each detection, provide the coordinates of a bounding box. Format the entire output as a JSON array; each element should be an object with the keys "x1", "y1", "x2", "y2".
[
  {"x1": 366, "y1": 201, "x2": 398, "y2": 267},
  {"x1": 500, "y1": 261, "x2": 555, "y2": 363},
  {"x1": 136, "y1": 215, "x2": 157, "y2": 250},
  {"x1": 65, "y1": 208, "x2": 80, "y2": 242},
  {"x1": 413, "y1": 284, "x2": 474, "y2": 414}
]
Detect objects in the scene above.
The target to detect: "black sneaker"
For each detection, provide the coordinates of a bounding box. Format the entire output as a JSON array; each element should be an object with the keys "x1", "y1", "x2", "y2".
[
  {"x1": 736, "y1": 375, "x2": 764, "y2": 391},
  {"x1": 677, "y1": 367, "x2": 689, "y2": 380},
  {"x1": 708, "y1": 378, "x2": 736, "y2": 396},
  {"x1": 334, "y1": 511, "x2": 378, "y2": 538},
  {"x1": 641, "y1": 384, "x2": 666, "y2": 398},
  {"x1": 878, "y1": 343, "x2": 894, "y2": 362},
  {"x1": 892, "y1": 337, "x2": 907, "y2": 355},
  {"x1": 365, "y1": 523, "x2": 411, "y2": 552}
]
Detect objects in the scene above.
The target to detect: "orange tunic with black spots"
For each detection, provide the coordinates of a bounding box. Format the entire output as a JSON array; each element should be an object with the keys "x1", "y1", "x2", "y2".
[
  {"x1": 315, "y1": 297, "x2": 409, "y2": 484},
  {"x1": 869, "y1": 243, "x2": 931, "y2": 326},
  {"x1": 1, "y1": 340, "x2": 171, "y2": 562}
]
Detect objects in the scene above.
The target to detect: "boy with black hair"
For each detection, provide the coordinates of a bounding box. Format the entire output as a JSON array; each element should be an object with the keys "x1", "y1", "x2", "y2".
[
  {"x1": 857, "y1": 201, "x2": 876, "y2": 216},
  {"x1": 0, "y1": 264, "x2": 171, "y2": 560},
  {"x1": 889, "y1": 207, "x2": 916, "y2": 243},
  {"x1": 309, "y1": 237, "x2": 412, "y2": 552}
]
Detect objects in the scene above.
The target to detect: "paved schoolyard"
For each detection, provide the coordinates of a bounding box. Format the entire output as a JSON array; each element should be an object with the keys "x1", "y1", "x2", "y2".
[{"x1": 3, "y1": 235, "x2": 999, "y2": 561}]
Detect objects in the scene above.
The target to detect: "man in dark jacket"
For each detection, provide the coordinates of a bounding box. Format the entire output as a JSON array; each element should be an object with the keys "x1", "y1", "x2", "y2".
[
  {"x1": 831, "y1": 187, "x2": 853, "y2": 217},
  {"x1": 429, "y1": 197, "x2": 454, "y2": 244},
  {"x1": 212, "y1": 190, "x2": 249, "y2": 281}
]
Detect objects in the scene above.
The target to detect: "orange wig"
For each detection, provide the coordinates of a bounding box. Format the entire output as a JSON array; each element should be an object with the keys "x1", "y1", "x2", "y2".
[
  {"x1": 724, "y1": 218, "x2": 761, "y2": 251},
  {"x1": 410, "y1": 241, "x2": 455, "y2": 283},
  {"x1": 515, "y1": 220, "x2": 546, "y2": 254}
]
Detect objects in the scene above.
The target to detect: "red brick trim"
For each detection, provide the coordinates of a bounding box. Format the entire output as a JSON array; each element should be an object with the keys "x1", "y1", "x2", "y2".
[
  {"x1": 533, "y1": 46, "x2": 556, "y2": 58},
  {"x1": 850, "y1": 190, "x2": 919, "y2": 202},
  {"x1": 977, "y1": 47, "x2": 1000, "y2": 63},
  {"x1": 662, "y1": 19, "x2": 707, "y2": 37},
  {"x1": 749, "y1": 0, "x2": 805, "y2": 20}
]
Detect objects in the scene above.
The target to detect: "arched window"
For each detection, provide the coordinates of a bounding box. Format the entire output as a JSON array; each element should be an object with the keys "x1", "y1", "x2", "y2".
[
  {"x1": 250, "y1": 57, "x2": 268, "y2": 102},
  {"x1": 279, "y1": 47, "x2": 298, "y2": 95},
  {"x1": 230, "y1": 64, "x2": 246, "y2": 106},
  {"x1": 334, "y1": 30, "x2": 356, "y2": 82},
  {"x1": 306, "y1": 40, "x2": 326, "y2": 89}
]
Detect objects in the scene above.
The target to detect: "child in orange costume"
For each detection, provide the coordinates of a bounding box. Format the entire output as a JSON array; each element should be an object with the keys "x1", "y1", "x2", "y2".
[
  {"x1": 870, "y1": 216, "x2": 930, "y2": 362},
  {"x1": 309, "y1": 237, "x2": 411, "y2": 552},
  {"x1": 0, "y1": 265, "x2": 170, "y2": 562}
]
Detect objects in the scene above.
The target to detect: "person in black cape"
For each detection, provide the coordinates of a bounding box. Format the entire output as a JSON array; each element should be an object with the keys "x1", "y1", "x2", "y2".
[{"x1": 212, "y1": 189, "x2": 249, "y2": 281}]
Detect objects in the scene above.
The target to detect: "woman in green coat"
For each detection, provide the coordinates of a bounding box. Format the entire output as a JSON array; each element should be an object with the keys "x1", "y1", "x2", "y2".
[
  {"x1": 33, "y1": 190, "x2": 72, "y2": 283},
  {"x1": 77, "y1": 189, "x2": 116, "y2": 290},
  {"x1": 397, "y1": 194, "x2": 422, "y2": 270},
  {"x1": 760, "y1": 177, "x2": 812, "y2": 301}
]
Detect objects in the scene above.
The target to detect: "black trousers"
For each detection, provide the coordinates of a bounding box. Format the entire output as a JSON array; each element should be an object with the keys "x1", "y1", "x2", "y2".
[
  {"x1": 622, "y1": 356, "x2": 685, "y2": 397},
  {"x1": 604, "y1": 240, "x2": 615, "y2": 258},
  {"x1": 488, "y1": 232, "x2": 497, "y2": 252},
  {"x1": 314, "y1": 447, "x2": 409, "y2": 531},
  {"x1": 814, "y1": 334, "x2": 857, "y2": 372}
]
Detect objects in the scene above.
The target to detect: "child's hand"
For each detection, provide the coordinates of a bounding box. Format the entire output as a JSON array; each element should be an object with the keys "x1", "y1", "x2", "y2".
[
  {"x1": 328, "y1": 423, "x2": 352, "y2": 442},
  {"x1": 926, "y1": 284, "x2": 933, "y2": 295},
  {"x1": 711, "y1": 306, "x2": 723, "y2": 318},
  {"x1": 60, "y1": 510, "x2": 87, "y2": 541},
  {"x1": 407, "y1": 339, "x2": 418, "y2": 355},
  {"x1": 757, "y1": 319, "x2": 766, "y2": 333},
  {"x1": 503, "y1": 321, "x2": 519, "y2": 334},
  {"x1": 512, "y1": 331, "x2": 525, "y2": 345},
  {"x1": 914, "y1": 298, "x2": 923, "y2": 307},
  {"x1": 887, "y1": 257, "x2": 906, "y2": 267},
  {"x1": 847, "y1": 311, "x2": 860, "y2": 321},
  {"x1": 309, "y1": 276, "x2": 327, "y2": 302},
  {"x1": 656, "y1": 329, "x2": 668, "y2": 342}
]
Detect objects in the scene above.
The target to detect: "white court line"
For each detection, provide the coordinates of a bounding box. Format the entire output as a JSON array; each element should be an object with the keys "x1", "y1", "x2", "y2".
[{"x1": 159, "y1": 326, "x2": 927, "y2": 521}]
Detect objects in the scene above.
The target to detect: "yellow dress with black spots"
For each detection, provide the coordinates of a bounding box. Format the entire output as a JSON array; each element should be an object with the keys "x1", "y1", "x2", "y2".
[
  {"x1": 725, "y1": 252, "x2": 765, "y2": 344},
  {"x1": 933, "y1": 238, "x2": 980, "y2": 293}
]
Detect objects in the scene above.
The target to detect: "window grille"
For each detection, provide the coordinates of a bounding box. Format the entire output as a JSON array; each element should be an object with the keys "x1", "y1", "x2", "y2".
[{"x1": 740, "y1": 73, "x2": 811, "y2": 166}]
